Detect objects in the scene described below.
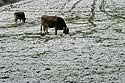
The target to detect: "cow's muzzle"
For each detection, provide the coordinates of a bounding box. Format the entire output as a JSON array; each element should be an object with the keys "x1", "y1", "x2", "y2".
[{"x1": 63, "y1": 27, "x2": 69, "y2": 34}]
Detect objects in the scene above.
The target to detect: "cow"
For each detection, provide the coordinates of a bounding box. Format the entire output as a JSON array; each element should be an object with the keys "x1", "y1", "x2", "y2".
[
  {"x1": 40, "y1": 15, "x2": 69, "y2": 35},
  {"x1": 14, "y1": 12, "x2": 26, "y2": 23}
]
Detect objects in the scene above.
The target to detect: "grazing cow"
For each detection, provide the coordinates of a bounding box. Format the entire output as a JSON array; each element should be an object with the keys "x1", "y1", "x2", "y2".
[
  {"x1": 41, "y1": 15, "x2": 69, "y2": 35},
  {"x1": 14, "y1": 12, "x2": 26, "y2": 23}
]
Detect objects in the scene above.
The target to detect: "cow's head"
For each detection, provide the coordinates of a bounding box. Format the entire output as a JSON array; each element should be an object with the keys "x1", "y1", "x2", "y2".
[
  {"x1": 23, "y1": 18, "x2": 26, "y2": 23},
  {"x1": 63, "y1": 27, "x2": 69, "y2": 34}
]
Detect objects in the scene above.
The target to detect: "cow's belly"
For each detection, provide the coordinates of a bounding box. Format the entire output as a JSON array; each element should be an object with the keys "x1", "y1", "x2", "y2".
[
  {"x1": 58, "y1": 27, "x2": 63, "y2": 30},
  {"x1": 48, "y1": 26, "x2": 55, "y2": 28}
]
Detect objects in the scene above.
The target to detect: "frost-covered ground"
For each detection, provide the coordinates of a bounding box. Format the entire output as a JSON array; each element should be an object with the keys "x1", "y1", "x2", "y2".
[{"x1": 0, "y1": 0, "x2": 125, "y2": 83}]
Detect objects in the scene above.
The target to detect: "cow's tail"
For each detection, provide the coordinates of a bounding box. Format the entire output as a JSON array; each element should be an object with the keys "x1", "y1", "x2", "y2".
[{"x1": 14, "y1": 13, "x2": 17, "y2": 23}]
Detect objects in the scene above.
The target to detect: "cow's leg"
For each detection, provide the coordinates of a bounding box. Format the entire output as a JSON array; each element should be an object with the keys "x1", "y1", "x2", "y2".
[
  {"x1": 15, "y1": 18, "x2": 18, "y2": 24},
  {"x1": 14, "y1": 15, "x2": 17, "y2": 24},
  {"x1": 19, "y1": 19, "x2": 21, "y2": 22},
  {"x1": 22, "y1": 18, "x2": 26, "y2": 23},
  {"x1": 55, "y1": 27, "x2": 58, "y2": 35},
  {"x1": 45, "y1": 27, "x2": 48, "y2": 34},
  {"x1": 63, "y1": 27, "x2": 65, "y2": 33},
  {"x1": 45, "y1": 23, "x2": 48, "y2": 34},
  {"x1": 40, "y1": 23, "x2": 44, "y2": 32},
  {"x1": 22, "y1": 19, "x2": 24, "y2": 23},
  {"x1": 40, "y1": 24, "x2": 43, "y2": 32},
  {"x1": 43, "y1": 25, "x2": 47, "y2": 34},
  {"x1": 41, "y1": 20, "x2": 45, "y2": 33}
]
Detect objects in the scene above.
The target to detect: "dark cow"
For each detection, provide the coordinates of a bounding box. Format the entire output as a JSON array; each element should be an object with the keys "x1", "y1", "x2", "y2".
[
  {"x1": 41, "y1": 15, "x2": 69, "y2": 35},
  {"x1": 14, "y1": 12, "x2": 26, "y2": 23}
]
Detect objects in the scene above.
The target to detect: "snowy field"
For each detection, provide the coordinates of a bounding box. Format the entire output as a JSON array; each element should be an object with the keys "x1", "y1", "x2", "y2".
[{"x1": 0, "y1": 0, "x2": 125, "y2": 83}]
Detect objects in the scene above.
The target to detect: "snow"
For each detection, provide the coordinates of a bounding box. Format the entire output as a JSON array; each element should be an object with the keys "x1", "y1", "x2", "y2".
[{"x1": 0, "y1": 0, "x2": 125, "y2": 83}]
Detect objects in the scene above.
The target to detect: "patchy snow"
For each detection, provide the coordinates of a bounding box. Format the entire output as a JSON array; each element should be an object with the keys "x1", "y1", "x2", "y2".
[{"x1": 0, "y1": 0, "x2": 125, "y2": 83}]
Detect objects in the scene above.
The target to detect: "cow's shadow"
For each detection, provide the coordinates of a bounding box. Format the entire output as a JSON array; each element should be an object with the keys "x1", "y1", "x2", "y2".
[{"x1": 0, "y1": 23, "x2": 24, "y2": 29}]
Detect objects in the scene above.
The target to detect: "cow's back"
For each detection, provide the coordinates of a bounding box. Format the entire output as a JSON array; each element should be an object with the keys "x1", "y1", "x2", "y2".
[
  {"x1": 40, "y1": 15, "x2": 68, "y2": 35},
  {"x1": 14, "y1": 12, "x2": 26, "y2": 23},
  {"x1": 14, "y1": 12, "x2": 25, "y2": 19},
  {"x1": 41, "y1": 16, "x2": 58, "y2": 28},
  {"x1": 56, "y1": 17, "x2": 67, "y2": 30}
]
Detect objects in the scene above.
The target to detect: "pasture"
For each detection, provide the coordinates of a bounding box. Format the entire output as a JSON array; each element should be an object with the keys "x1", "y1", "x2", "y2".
[{"x1": 0, "y1": 0, "x2": 125, "y2": 83}]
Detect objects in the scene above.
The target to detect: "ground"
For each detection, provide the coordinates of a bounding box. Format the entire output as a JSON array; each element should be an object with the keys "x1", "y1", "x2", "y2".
[{"x1": 0, "y1": 0, "x2": 125, "y2": 83}]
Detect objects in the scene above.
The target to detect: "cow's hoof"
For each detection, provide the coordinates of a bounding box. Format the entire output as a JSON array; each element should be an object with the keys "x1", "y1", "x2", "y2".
[
  {"x1": 40, "y1": 33, "x2": 45, "y2": 36},
  {"x1": 45, "y1": 32, "x2": 49, "y2": 34}
]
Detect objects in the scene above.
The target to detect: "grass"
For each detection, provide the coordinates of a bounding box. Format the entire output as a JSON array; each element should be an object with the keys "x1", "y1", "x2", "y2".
[
  {"x1": 82, "y1": 29, "x2": 97, "y2": 38},
  {"x1": 23, "y1": 32, "x2": 63, "y2": 42},
  {"x1": 43, "y1": 35, "x2": 61, "y2": 42},
  {"x1": 95, "y1": 37, "x2": 119, "y2": 43},
  {"x1": 113, "y1": 29, "x2": 122, "y2": 33},
  {"x1": 0, "y1": 23, "x2": 23, "y2": 29},
  {"x1": 65, "y1": 15, "x2": 82, "y2": 23},
  {"x1": 0, "y1": 19, "x2": 39, "y2": 29},
  {"x1": 31, "y1": 51, "x2": 50, "y2": 58},
  {"x1": 0, "y1": 34, "x2": 10, "y2": 38}
]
